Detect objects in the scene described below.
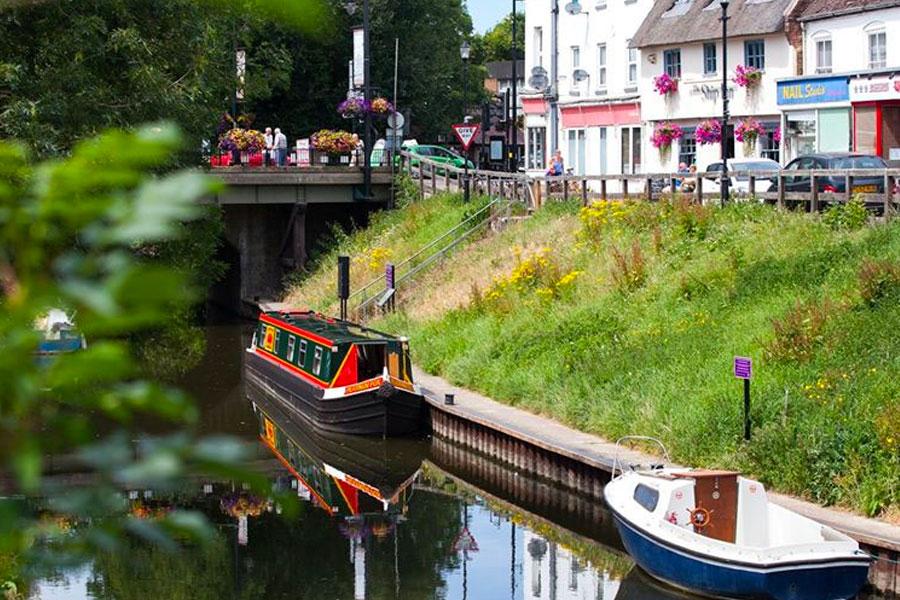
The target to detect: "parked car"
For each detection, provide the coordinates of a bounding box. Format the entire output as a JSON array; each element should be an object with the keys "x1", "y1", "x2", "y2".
[
  {"x1": 704, "y1": 158, "x2": 781, "y2": 194},
  {"x1": 405, "y1": 144, "x2": 474, "y2": 176},
  {"x1": 770, "y1": 153, "x2": 887, "y2": 194}
]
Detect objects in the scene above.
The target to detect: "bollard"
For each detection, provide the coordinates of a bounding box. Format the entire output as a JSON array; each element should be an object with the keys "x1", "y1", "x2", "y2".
[{"x1": 444, "y1": 393, "x2": 455, "y2": 406}]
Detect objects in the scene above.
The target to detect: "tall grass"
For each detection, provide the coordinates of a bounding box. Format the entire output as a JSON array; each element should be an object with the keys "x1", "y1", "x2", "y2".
[{"x1": 287, "y1": 193, "x2": 900, "y2": 516}]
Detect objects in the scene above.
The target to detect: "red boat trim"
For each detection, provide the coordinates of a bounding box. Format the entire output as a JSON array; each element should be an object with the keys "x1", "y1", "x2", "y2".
[
  {"x1": 260, "y1": 315, "x2": 334, "y2": 347},
  {"x1": 261, "y1": 434, "x2": 334, "y2": 516},
  {"x1": 253, "y1": 347, "x2": 329, "y2": 388}
]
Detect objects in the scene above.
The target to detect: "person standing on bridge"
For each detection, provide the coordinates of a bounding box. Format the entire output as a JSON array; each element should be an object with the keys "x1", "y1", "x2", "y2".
[
  {"x1": 264, "y1": 127, "x2": 274, "y2": 166},
  {"x1": 274, "y1": 128, "x2": 288, "y2": 166}
]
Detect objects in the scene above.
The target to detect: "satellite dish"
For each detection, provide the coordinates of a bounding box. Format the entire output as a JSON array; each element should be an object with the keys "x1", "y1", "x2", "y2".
[
  {"x1": 573, "y1": 69, "x2": 590, "y2": 82},
  {"x1": 532, "y1": 66, "x2": 548, "y2": 78},
  {"x1": 529, "y1": 74, "x2": 550, "y2": 89},
  {"x1": 564, "y1": 1, "x2": 583, "y2": 14},
  {"x1": 387, "y1": 112, "x2": 405, "y2": 130}
]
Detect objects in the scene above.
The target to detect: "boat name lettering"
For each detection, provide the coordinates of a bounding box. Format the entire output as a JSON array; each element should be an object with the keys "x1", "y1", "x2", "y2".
[
  {"x1": 343, "y1": 474, "x2": 385, "y2": 500},
  {"x1": 345, "y1": 379, "x2": 382, "y2": 394}
]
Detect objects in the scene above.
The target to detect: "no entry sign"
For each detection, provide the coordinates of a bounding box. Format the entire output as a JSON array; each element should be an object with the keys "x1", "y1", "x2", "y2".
[{"x1": 452, "y1": 124, "x2": 481, "y2": 151}]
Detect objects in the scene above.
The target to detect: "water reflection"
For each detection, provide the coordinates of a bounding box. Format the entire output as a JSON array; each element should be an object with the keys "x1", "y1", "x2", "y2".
[{"x1": 27, "y1": 326, "x2": 895, "y2": 600}]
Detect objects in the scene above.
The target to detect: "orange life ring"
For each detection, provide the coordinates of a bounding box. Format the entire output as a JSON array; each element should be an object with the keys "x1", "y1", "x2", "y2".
[{"x1": 688, "y1": 506, "x2": 712, "y2": 529}]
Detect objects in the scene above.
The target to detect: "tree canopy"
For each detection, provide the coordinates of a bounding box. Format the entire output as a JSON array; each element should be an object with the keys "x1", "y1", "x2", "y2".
[{"x1": 471, "y1": 12, "x2": 525, "y2": 65}]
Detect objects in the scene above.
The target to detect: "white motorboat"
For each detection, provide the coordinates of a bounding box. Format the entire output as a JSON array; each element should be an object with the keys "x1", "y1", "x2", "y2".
[{"x1": 604, "y1": 437, "x2": 871, "y2": 600}]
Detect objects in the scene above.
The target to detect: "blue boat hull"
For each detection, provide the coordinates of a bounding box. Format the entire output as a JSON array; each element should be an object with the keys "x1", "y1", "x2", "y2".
[{"x1": 612, "y1": 511, "x2": 870, "y2": 600}]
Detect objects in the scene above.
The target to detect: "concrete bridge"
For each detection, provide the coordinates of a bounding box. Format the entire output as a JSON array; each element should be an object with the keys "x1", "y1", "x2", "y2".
[{"x1": 207, "y1": 167, "x2": 393, "y2": 314}]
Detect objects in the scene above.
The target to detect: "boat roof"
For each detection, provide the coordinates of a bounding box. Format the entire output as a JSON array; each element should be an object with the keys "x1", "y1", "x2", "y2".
[{"x1": 262, "y1": 310, "x2": 404, "y2": 345}]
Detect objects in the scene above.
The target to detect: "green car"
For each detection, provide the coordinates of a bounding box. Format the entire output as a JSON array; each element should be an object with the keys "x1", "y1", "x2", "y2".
[{"x1": 403, "y1": 144, "x2": 474, "y2": 177}]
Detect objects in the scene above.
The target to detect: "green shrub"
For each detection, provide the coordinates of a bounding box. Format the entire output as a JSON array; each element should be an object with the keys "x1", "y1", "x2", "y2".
[
  {"x1": 764, "y1": 299, "x2": 834, "y2": 362},
  {"x1": 610, "y1": 238, "x2": 646, "y2": 293},
  {"x1": 823, "y1": 195, "x2": 868, "y2": 231}
]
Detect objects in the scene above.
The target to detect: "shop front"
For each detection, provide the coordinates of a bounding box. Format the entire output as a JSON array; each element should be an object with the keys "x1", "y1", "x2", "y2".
[
  {"x1": 776, "y1": 75, "x2": 851, "y2": 163},
  {"x1": 558, "y1": 101, "x2": 641, "y2": 179},
  {"x1": 849, "y1": 74, "x2": 900, "y2": 166},
  {"x1": 523, "y1": 97, "x2": 549, "y2": 175}
]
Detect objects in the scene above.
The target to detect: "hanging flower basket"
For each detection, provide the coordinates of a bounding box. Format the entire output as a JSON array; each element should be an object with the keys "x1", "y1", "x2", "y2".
[
  {"x1": 338, "y1": 97, "x2": 370, "y2": 120},
  {"x1": 773, "y1": 125, "x2": 782, "y2": 144},
  {"x1": 695, "y1": 119, "x2": 722, "y2": 146},
  {"x1": 733, "y1": 65, "x2": 762, "y2": 88},
  {"x1": 735, "y1": 118, "x2": 766, "y2": 156},
  {"x1": 218, "y1": 128, "x2": 266, "y2": 153},
  {"x1": 370, "y1": 97, "x2": 395, "y2": 117},
  {"x1": 220, "y1": 492, "x2": 266, "y2": 519},
  {"x1": 654, "y1": 73, "x2": 679, "y2": 96},
  {"x1": 651, "y1": 121, "x2": 684, "y2": 159}
]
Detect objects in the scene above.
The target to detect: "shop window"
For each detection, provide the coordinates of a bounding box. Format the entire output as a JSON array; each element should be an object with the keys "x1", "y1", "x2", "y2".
[
  {"x1": 621, "y1": 127, "x2": 642, "y2": 174},
  {"x1": 679, "y1": 133, "x2": 697, "y2": 168},
  {"x1": 744, "y1": 39, "x2": 765, "y2": 70},
  {"x1": 814, "y1": 34, "x2": 832, "y2": 74},
  {"x1": 664, "y1": 49, "x2": 681, "y2": 78},
  {"x1": 703, "y1": 43, "x2": 717, "y2": 75},
  {"x1": 568, "y1": 129, "x2": 586, "y2": 175},
  {"x1": 527, "y1": 127, "x2": 546, "y2": 170}
]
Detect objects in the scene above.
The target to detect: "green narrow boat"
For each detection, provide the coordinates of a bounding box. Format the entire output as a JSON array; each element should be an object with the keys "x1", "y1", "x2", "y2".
[{"x1": 245, "y1": 309, "x2": 426, "y2": 436}]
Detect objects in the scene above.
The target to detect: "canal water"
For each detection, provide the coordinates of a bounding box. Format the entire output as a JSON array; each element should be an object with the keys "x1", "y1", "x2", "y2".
[{"x1": 29, "y1": 325, "x2": 897, "y2": 600}]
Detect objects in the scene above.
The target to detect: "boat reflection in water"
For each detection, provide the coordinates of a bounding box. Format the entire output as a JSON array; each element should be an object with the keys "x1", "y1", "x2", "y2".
[{"x1": 250, "y1": 387, "x2": 424, "y2": 597}]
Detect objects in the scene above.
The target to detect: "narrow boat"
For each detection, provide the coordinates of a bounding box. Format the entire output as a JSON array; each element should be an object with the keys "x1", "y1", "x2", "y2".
[
  {"x1": 244, "y1": 309, "x2": 426, "y2": 436},
  {"x1": 604, "y1": 437, "x2": 871, "y2": 600}
]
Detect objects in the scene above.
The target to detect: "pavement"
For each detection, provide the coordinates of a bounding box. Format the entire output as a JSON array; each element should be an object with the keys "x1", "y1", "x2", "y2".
[{"x1": 414, "y1": 367, "x2": 900, "y2": 553}]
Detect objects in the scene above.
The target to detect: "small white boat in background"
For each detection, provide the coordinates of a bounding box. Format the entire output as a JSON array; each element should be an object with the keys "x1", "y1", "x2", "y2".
[
  {"x1": 604, "y1": 437, "x2": 871, "y2": 600},
  {"x1": 34, "y1": 309, "x2": 86, "y2": 362}
]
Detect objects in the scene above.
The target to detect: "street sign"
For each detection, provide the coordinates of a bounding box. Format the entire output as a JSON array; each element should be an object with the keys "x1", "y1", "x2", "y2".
[
  {"x1": 453, "y1": 527, "x2": 479, "y2": 553},
  {"x1": 452, "y1": 124, "x2": 481, "y2": 151},
  {"x1": 387, "y1": 112, "x2": 405, "y2": 130},
  {"x1": 734, "y1": 356, "x2": 752, "y2": 380}
]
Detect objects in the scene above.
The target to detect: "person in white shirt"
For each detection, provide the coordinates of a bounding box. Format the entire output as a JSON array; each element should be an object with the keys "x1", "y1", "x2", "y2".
[
  {"x1": 264, "y1": 127, "x2": 274, "y2": 166},
  {"x1": 274, "y1": 128, "x2": 288, "y2": 166}
]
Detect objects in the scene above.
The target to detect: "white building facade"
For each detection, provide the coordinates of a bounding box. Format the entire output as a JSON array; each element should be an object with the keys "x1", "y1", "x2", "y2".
[
  {"x1": 632, "y1": 0, "x2": 797, "y2": 173},
  {"x1": 778, "y1": 1, "x2": 900, "y2": 164},
  {"x1": 522, "y1": 0, "x2": 653, "y2": 181}
]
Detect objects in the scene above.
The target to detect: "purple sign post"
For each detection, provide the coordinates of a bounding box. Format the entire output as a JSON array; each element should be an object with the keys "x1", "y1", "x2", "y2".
[
  {"x1": 734, "y1": 356, "x2": 752, "y2": 441},
  {"x1": 385, "y1": 263, "x2": 395, "y2": 290}
]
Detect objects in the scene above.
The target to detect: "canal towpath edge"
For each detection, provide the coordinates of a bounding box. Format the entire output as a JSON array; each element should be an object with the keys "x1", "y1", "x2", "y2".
[{"x1": 413, "y1": 366, "x2": 900, "y2": 554}]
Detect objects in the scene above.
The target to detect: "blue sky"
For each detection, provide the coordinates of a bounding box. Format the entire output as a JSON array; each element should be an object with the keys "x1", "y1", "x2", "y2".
[{"x1": 467, "y1": 0, "x2": 510, "y2": 33}]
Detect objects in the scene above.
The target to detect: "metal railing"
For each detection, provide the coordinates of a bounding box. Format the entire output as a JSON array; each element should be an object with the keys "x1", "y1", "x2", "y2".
[{"x1": 208, "y1": 147, "x2": 393, "y2": 169}]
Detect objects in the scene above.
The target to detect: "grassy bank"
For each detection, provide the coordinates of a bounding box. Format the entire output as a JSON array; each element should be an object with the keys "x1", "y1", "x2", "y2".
[{"x1": 286, "y1": 186, "x2": 900, "y2": 517}]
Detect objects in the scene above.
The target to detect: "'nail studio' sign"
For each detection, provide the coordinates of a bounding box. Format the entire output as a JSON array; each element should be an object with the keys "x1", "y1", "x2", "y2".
[{"x1": 777, "y1": 76, "x2": 849, "y2": 105}]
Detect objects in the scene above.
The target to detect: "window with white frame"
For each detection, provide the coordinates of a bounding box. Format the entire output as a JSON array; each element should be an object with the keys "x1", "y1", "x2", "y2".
[
  {"x1": 867, "y1": 23, "x2": 887, "y2": 69},
  {"x1": 533, "y1": 27, "x2": 544, "y2": 67},
  {"x1": 814, "y1": 33, "x2": 832, "y2": 74},
  {"x1": 597, "y1": 43, "x2": 607, "y2": 89},
  {"x1": 621, "y1": 127, "x2": 642, "y2": 174},
  {"x1": 627, "y1": 43, "x2": 638, "y2": 86},
  {"x1": 571, "y1": 45, "x2": 581, "y2": 69}
]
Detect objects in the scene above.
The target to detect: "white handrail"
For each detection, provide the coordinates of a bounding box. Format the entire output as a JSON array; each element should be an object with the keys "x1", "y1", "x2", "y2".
[{"x1": 612, "y1": 435, "x2": 671, "y2": 478}]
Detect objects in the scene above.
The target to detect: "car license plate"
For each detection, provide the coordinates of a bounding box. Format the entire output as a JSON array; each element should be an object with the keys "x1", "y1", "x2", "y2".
[{"x1": 853, "y1": 185, "x2": 877, "y2": 193}]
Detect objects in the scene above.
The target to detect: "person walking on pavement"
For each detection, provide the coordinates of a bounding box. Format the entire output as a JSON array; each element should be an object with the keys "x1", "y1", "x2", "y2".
[
  {"x1": 274, "y1": 128, "x2": 288, "y2": 166},
  {"x1": 264, "y1": 127, "x2": 274, "y2": 166}
]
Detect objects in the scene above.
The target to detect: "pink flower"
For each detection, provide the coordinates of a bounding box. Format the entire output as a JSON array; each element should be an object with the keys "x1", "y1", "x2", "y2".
[
  {"x1": 695, "y1": 120, "x2": 722, "y2": 145},
  {"x1": 735, "y1": 118, "x2": 766, "y2": 143},
  {"x1": 654, "y1": 74, "x2": 679, "y2": 96},
  {"x1": 773, "y1": 125, "x2": 782, "y2": 144},
  {"x1": 651, "y1": 121, "x2": 684, "y2": 149},
  {"x1": 733, "y1": 64, "x2": 762, "y2": 88}
]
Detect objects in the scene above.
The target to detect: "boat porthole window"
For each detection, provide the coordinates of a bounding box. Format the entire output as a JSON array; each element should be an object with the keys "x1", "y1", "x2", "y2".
[
  {"x1": 633, "y1": 484, "x2": 660, "y2": 512},
  {"x1": 313, "y1": 347, "x2": 323, "y2": 376},
  {"x1": 287, "y1": 336, "x2": 296, "y2": 362},
  {"x1": 299, "y1": 340, "x2": 308, "y2": 366},
  {"x1": 274, "y1": 330, "x2": 281, "y2": 352}
]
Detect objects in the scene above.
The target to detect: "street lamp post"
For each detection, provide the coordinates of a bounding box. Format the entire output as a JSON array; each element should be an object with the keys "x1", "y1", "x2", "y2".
[
  {"x1": 461, "y1": 40, "x2": 471, "y2": 203},
  {"x1": 720, "y1": 0, "x2": 730, "y2": 207},
  {"x1": 363, "y1": 0, "x2": 373, "y2": 201},
  {"x1": 510, "y1": 1, "x2": 518, "y2": 172}
]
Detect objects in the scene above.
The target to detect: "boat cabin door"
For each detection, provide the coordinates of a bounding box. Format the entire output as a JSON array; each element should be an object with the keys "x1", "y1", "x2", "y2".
[
  {"x1": 675, "y1": 470, "x2": 738, "y2": 543},
  {"x1": 386, "y1": 341, "x2": 411, "y2": 382}
]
